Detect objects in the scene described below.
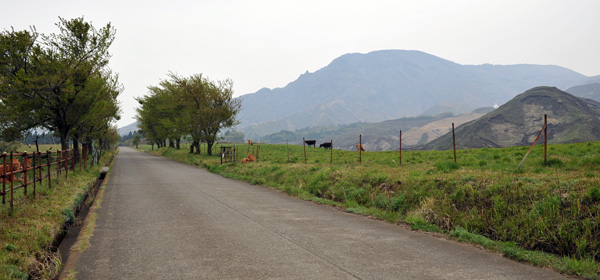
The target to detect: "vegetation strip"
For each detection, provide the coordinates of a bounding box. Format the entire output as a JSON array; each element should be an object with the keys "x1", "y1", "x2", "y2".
[
  {"x1": 0, "y1": 149, "x2": 115, "y2": 279},
  {"x1": 142, "y1": 142, "x2": 600, "y2": 279}
]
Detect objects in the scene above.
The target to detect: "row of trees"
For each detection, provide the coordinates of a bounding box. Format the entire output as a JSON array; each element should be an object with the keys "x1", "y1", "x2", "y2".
[
  {"x1": 136, "y1": 73, "x2": 241, "y2": 156},
  {"x1": 0, "y1": 17, "x2": 121, "y2": 157}
]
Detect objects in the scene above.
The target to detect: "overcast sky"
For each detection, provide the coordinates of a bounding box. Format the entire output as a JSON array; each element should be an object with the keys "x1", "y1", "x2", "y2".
[{"x1": 2, "y1": 0, "x2": 599, "y2": 127}]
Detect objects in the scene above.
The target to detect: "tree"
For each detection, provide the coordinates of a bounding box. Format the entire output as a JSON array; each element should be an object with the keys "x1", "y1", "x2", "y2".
[
  {"x1": 136, "y1": 73, "x2": 241, "y2": 156},
  {"x1": 132, "y1": 135, "x2": 140, "y2": 149},
  {"x1": 171, "y1": 73, "x2": 241, "y2": 155},
  {"x1": 0, "y1": 17, "x2": 121, "y2": 152}
]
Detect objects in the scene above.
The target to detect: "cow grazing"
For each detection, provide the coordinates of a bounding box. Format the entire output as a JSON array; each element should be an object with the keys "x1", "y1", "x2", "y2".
[
  {"x1": 248, "y1": 139, "x2": 253, "y2": 146},
  {"x1": 319, "y1": 142, "x2": 332, "y2": 150},
  {"x1": 356, "y1": 144, "x2": 365, "y2": 151},
  {"x1": 305, "y1": 140, "x2": 316, "y2": 147}
]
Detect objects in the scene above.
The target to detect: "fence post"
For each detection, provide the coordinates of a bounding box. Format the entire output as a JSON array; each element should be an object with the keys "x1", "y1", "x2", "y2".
[
  {"x1": 10, "y1": 152, "x2": 14, "y2": 210},
  {"x1": 399, "y1": 130, "x2": 402, "y2": 166},
  {"x1": 544, "y1": 114, "x2": 547, "y2": 163},
  {"x1": 359, "y1": 134, "x2": 362, "y2": 164},
  {"x1": 518, "y1": 121, "x2": 546, "y2": 169},
  {"x1": 2, "y1": 153, "x2": 5, "y2": 204},
  {"x1": 38, "y1": 152, "x2": 42, "y2": 187},
  {"x1": 452, "y1": 123, "x2": 457, "y2": 163},
  {"x1": 57, "y1": 150, "x2": 61, "y2": 176},
  {"x1": 23, "y1": 152, "x2": 28, "y2": 196},
  {"x1": 32, "y1": 152, "x2": 36, "y2": 197},
  {"x1": 330, "y1": 140, "x2": 333, "y2": 164},
  {"x1": 303, "y1": 137, "x2": 307, "y2": 164},
  {"x1": 47, "y1": 151, "x2": 52, "y2": 188}
]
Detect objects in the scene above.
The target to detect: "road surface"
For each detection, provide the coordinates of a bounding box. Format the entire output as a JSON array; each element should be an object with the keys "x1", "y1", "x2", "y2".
[{"x1": 71, "y1": 147, "x2": 568, "y2": 279}]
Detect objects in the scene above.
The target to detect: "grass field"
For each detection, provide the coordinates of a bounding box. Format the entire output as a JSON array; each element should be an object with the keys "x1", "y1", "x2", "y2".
[
  {"x1": 143, "y1": 141, "x2": 600, "y2": 279},
  {"x1": 0, "y1": 149, "x2": 115, "y2": 279}
]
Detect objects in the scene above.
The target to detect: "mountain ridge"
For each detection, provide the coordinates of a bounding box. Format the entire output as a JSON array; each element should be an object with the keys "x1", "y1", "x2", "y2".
[{"x1": 237, "y1": 50, "x2": 588, "y2": 139}]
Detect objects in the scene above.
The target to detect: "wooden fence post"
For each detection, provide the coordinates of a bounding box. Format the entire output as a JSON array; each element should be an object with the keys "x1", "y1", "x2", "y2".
[
  {"x1": 2, "y1": 153, "x2": 5, "y2": 204},
  {"x1": 359, "y1": 134, "x2": 362, "y2": 164},
  {"x1": 23, "y1": 152, "x2": 28, "y2": 196},
  {"x1": 518, "y1": 120, "x2": 547, "y2": 169},
  {"x1": 57, "y1": 150, "x2": 61, "y2": 176},
  {"x1": 452, "y1": 123, "x2": 457, "y2": 163},
  {"x1": 47, "y1": 151, "x2": 52, "y2": 189},
  {"x1": 32, "y1": 152, "x2": 36, "y2": 197},
  {"x1": 544, "y1": 114, "x2": 547, "y2": 163},
  {"x1": 330, "y1": 140, "x2": 333, "y2": 164},
  {"x1": 399, "y1": 130, "x2": 402, "y2": 166},
  {"x1": 38, "y1": 152, "x2": 42, "y2": 188},
  {"x1": 303, "y1": 137, "x2": 307, "y2": 164},
  {"x1": 10, "y1": 152, "x2": 14, "y2": 210}
]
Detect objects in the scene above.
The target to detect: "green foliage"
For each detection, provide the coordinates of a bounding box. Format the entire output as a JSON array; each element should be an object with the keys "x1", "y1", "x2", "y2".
[
  {"x1": 0, "y1": 17, "x2": 121, "y2": 150},
  {"x1": 136, "y1": 73, "x2": 241, "y2": 155}
]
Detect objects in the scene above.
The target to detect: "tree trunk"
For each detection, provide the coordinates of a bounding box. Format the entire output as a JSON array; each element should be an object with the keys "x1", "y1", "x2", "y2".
[
  {"x1": 60, "y1": 131, "x2": 69, "y2": 150},
  {"x1": 72, "y1": 136, "x2": 80, "y2": 164},
  {"x1": 176, "y1": 138, "x2": 181, "y2": 150},
  {"x1": 207, "y1": 141, "x2": 214, "y2": 156}
]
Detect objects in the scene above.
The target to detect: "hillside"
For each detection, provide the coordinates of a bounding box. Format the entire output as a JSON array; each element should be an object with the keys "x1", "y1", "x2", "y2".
[
  {"x1": 237, "y1": 50, "x2": 587, "y2": 139},
  {"x1": 566, "y1": 83, "x2": 600, "y2": 102},
  {"x1": 420, "y1": 87, "x2": 600, "y2": 150},
  {"x1": 117, "y1": 122, "x2": 139, "y2": 136},
  {"x1": 261, "y1": 109, "x2": 491, "y2": 151}
]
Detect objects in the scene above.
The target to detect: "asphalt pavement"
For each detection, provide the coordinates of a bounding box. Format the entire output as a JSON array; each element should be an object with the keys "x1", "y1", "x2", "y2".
[{"x1": 71, "y1": 147, "x2": 570, "y2": 279}]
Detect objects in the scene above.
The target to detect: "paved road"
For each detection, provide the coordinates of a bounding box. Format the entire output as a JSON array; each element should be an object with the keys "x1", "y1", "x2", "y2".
[{"x1": 72, "y1": 147, "x2": 568, "y2": 279}]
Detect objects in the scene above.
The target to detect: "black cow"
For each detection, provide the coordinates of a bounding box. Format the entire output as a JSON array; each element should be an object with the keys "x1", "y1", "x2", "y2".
[
  {"x1": 319, "y1": 142, "x2": 332, "y2": 150},
  {"x1": 305, "y1": 140, "x2": 316, "y2": 147}
]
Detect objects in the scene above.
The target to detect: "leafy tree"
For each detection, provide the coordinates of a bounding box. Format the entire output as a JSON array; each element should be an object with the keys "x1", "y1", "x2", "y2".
[
  {"x1": 132, "y1": 135, "x2": 141, "y2": 148},
  {"x1": 170, "y1": 73, "x2": 241, "y2": 155},
  {"x1": 0, "y1": 17, "x2": 121, "y2": 153},
  {"x1": 136, "y1": 73, "x2": 241, "y2": 156}
]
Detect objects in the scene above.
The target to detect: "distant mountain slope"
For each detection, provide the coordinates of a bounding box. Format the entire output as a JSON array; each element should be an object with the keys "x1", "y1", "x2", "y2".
[
  {"x1": 419, "y1": 87, "x2": 600, "y2": 150},
  {"x1": 260, "y1": 109, "x2": 490, "y2": 151},
  {"x1": 566, "y1": 83, "x2": 600, "y2": 102},
  {"x1": 117, "y1": 122, "x2": 139, "y2": 136},
  {"x1": 237, "y1": 50, "x2": 587, "y2": 139}
]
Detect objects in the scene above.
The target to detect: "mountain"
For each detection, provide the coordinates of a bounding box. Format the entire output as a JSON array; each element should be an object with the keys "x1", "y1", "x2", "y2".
[
  {"x1": 419, "y1": 87, "x2": 600, "y2": 150},
  {"x1": 237, "y1": 50, "x2": 587, "y2": 139},
  {"x1": 117, "y1": 122, "x2": 139, "y2": 136},
  {"x1": 566, "y1": 83, "x2": 600, "y2": 102}
]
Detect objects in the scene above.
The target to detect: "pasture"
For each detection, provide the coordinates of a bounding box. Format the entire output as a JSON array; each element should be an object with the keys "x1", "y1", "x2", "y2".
[{"x1": 144, "y1": 141, "x2": 600, "y2": 279}]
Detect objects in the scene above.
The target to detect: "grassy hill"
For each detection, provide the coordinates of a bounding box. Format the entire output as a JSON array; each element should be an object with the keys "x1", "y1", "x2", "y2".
[{"x1": 421, "y1": 86, "x2": 600, "y2": 150}]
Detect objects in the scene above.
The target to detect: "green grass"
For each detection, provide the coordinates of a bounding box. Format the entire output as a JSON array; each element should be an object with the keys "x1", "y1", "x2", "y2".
[
  {"x1": 0, "y1": 150, "x2": 116, "y2": 279},
  {"x1": 140, "y1": 141, "x2": 600, "y2": 279}
]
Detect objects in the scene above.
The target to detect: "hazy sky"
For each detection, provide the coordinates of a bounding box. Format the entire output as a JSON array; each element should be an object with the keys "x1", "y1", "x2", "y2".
[{"x1": 2, "y1": 0, "x2": 599, "y2": 127}]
